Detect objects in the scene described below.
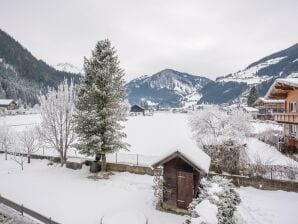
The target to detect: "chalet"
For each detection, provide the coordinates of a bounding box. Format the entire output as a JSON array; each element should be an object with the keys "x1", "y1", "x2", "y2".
[
  {"x1": 0, "y1": 99, "x2": 17, "y2": 110},
  {"x1": 265, "y1": 78, "x2": 298, "y2": 153},
  {"x1": 152, "y1": 142, "x2": 211, "y2": 212},
  {"x1": 130, "y1": 105, "x2": 145, "y2": 115},
  {"x1": 254, "y1": 97, "x2": 285, "y2": 120}
]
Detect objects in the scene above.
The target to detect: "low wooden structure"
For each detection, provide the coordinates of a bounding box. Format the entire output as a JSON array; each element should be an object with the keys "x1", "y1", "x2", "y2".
[
  {"x1": 130, "y1": 105, "x2": 145, "y2": 114},
  {"x1": 0, "y1": 99, "x2": 17, "y2": 110},
  {"x1": 152, "y1": 146, "x2": 210, "y2": 212}
]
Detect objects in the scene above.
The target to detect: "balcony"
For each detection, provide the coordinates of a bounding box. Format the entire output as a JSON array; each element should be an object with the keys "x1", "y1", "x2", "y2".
[{"x1": 274, "y1": 113, "x2": 298, "y2": 124}]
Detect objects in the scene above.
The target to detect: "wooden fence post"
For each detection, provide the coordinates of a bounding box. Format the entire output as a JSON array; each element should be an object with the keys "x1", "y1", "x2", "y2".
[
  {"x1": 137, "y1": 154, "x2": 139, "y2": 166},
  {"x1": 21, "y1": 204, "x2": 24, "y2": 216},
  {"x1": 49, "y1": 217, "x2": 52, "y2": 224},
  {"x1": 116, "y1": 153, "x2": 118, "y2": 164}
]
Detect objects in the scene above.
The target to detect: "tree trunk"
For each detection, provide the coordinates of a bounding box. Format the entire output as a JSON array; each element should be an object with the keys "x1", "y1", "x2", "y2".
[
  {"x1": 5, "y1": 150, "x2": 7, "y2": 160},
  {"x1": 101, "y1": 153, "x2": 107, "y2": 172},
  {"x1": 27, "y1": 155, "x2": 30, "y2": 164},
  {"x1": 60, "y1": 151, "x2": 65, "y2": 166}
]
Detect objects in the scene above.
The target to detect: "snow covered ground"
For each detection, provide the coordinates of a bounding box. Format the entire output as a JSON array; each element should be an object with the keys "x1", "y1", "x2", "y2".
[
  {"x1": 245, "y1": 138, "x2": 298, "y2": 166},
  {"x1": 235, "y1": 187, "x2": 298, "y2": 224},
  {"x1": 0, "y1": 113, "x2": 296, "y2": 167},
  {"x1": 0, "y1": 154, "x2": 184, "y2": 224}
]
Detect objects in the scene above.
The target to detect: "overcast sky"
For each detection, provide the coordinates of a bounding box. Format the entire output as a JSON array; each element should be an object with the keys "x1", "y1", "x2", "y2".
[{"x1": 0, "y1": 0, "x2": 297, "y2": 80}]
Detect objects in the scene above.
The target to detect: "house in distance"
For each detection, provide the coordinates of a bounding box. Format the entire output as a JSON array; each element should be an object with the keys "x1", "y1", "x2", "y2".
[
  {"x1": 130, "y1": 104, "x2": 145, "y2": 115},
  {"x1": 152, "y1": 142, "x2": 211, "y2": 213},
  {"x1": 0, "y1": 99, "x2": 17, "y2": 110},
  {"x1": 265, "y1": 78, "x2": 298, "y2": 153},
  {"x1": 254, "y1": 97, "x2": 285, "y2": 120}
]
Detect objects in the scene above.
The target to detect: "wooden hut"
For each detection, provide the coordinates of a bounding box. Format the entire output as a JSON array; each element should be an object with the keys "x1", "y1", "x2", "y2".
[
  {"x1": 152, "y1": 143, "x2": 210, "y2": 212},
  {"x1": 130, "y1": 105, "x2": 145, "y2": 114}
]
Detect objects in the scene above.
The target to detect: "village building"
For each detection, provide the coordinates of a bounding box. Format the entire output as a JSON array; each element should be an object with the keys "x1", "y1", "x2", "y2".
[
  {"x1": 0, "y1": 99, "x2": 17, "y2": 110},
  {"x1": 152, "y1": 142, "x2": 210, "y2": 213},
  {"x1": 265, "y1": 78, "x2": 298, "y2": 153},
  {"x1": 130, "y1": 104, "x2": 145, "y2": 115},
  {"x1": 254, "y1": 97, "x2": 285, "y2": 120}
]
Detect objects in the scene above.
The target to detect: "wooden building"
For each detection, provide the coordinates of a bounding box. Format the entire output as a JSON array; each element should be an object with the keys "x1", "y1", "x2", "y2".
[
  {"x1": 0, "y1": 99, "x2": 17, "y2": 110},
  {"x1": 152, "y1": 144, "x2": 210, "y2": 212},
  {"x1": 254, "y1": 97, "x2": 285, "y2": 120},
  {"x1": 265, "y1": 78, "x2": 298, "y2": 153},
  {"x1": 130, "y1": 105, "x2": 145, "y2": 114}
]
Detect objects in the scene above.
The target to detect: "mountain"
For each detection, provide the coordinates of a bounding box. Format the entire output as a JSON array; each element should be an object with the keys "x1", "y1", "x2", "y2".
[
  {"x1": 126, "y1": 44, "x2": 298, "y2": 106},
  {"x1": 216, "y1": 44, "x2": 298, "y2": 85},
  {"x1": 201, "y1": 43, "x2": 298, "y2": 104},
  {"x1": 55, "y1": 62, "x2": 83, "y2": 74},
  {"x1": 125, "y1": 69, "x2": 211, "y2": 107},
  {"x1": 0, "y1": 29, "x2": 81, "y2": 106}
]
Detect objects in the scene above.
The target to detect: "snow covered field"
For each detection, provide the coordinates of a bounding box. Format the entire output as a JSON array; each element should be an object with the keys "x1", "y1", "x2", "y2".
[
  {"x1": 1, "y1": 113, "x2": 298, "y2": 223},
  {"x1": 0, "y1": 112, "x2": 295, "y2": 167},
  {"x1": 235, "y1": 187, "x2": 298, "y2": 224},
  {"x1": 0, "y1": 154, "x2": 184, "y2": 224}
]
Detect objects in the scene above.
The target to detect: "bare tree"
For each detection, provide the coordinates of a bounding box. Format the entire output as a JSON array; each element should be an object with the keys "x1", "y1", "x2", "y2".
[
  {"x1": 0, "y1": 124, "x2": 13, "y2": 160},
  {"x1": 38, "y1": 80, "x2": 76, "y2": 166},
  {"x1": 19, "y1": 127, "x2": 40, "y2": 163},
  {"x1": 11, "y1": 146, "x2": 27, "y2": 171}
]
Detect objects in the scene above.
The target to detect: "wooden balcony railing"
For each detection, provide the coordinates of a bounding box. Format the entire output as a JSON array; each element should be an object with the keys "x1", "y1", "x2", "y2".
[{"x1": 274, "y1": 113, "x2": 298, "y2": 124}]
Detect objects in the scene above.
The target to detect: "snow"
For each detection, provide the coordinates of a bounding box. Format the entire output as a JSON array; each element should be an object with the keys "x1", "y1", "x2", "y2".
[
  {"x1": 250, "y1": 121, "x2": 283, "y2": 134},
  {"x1": 275, "y1": 77, "x2": 298, "y2": 86},
  {"x1": 191, "y1": 199, "x2": 218, "y2": 224},
  {"x1": 245, "y1": 138, "x2": 298, "y2": 166},
  {"x1": 0, "y1": 99, "x2": 14, "y2": 106},
  {"x1": 101, "y1": 210, "x2": 147, "y2": 224},
  {"x1": 218, "y1": 57, "x2": 286, "y2": 85},
  {"x1": 0, "y1": 154, "x2": 185, "y2": 224},
  {"x1": 0, "y1": 204, "x2": 38, "y2": 224},
  {"x1": 256, "y1": 97, "x2": 285, "y2": 104},
  {"x1": 243, "y1": 106, "x2": 259, "y2": 112},
  {"x1": 235, "y1": 187, "x2": 298, "y2": 224},
  {"x1": 288, "y1": 72, "x2": 298, "y2": 78},
  {"x1": 152, "y1": 140, "x2": 211, "y2": 173},
  {"x1": 54, "y1": 62, "x2": 83, "y2": 74}
]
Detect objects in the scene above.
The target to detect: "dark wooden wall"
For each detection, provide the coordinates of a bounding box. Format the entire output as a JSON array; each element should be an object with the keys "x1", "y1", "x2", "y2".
[{"x1": 163, "y1": 157, "x2": 200, "y2": 209}]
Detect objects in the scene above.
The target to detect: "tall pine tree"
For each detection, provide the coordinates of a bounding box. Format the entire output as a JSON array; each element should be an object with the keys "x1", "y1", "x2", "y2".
[
  {"x1": 74, "y1": 40, "x2": 129, "y2": 172},
  {"x1": 247, "y1": 86, "x2": 259, "y2": 106}
]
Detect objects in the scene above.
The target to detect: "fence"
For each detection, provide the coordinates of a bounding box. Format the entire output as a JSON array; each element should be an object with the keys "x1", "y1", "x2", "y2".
[{"x1": 0, "y1": 194, "x2": 60, "y2": 224}]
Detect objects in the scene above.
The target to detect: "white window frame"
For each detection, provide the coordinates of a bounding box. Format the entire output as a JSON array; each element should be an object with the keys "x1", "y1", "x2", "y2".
[
  {"x1": 289, "y1": 101, "x2": 297, "y2": 112},
  {"x1": 289, "y1": 124, "x2": 297, "y2": 136}
]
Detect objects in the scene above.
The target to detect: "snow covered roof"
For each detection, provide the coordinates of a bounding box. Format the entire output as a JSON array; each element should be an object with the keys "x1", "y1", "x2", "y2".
[
  {"x1": 255, "y1": 97, "x2": 285, "y2": 104},
  {"x1": 243, "y1": 106, "x2": 259, "y2": 112},
  {"x1": 152, "y1": 141, "x2": 211, "y2": 174},
  {"x1": 265, "y1": 78, "x2": 298, "y2": 99},
  {"x1": 0, "y1": 99, "x2": 15, "y2": 106}
]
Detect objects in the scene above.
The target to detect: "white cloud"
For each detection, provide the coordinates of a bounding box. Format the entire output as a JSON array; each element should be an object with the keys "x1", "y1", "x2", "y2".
[{"x1": 0, "y1": 0, "x2": 297, "y2": 80}]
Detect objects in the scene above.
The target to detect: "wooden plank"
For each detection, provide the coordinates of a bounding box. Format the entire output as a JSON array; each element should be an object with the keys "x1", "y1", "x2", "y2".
[{"x1": 177, "y1": 171, "x2": 194, "y2": 209}]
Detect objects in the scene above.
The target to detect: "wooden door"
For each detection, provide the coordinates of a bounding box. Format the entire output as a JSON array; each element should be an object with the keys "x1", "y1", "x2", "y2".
[{"x1": 177, "y1": 171, "x2": 194, "y2": 209}]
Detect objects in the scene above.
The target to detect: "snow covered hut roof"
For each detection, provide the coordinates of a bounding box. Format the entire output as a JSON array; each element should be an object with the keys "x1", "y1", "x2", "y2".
[
  {"x1": 265, "y1": 78, "x2": 298, "y2": 99},
  {"x1": 255, "y1": 97, "x2": 285, "y2": 104},
  {"x1": 0, "y1": 99, "x2": 15, "y2": 106},
  {"x1": 152, "y1": 141, "x2": 211, "y2": 174}
]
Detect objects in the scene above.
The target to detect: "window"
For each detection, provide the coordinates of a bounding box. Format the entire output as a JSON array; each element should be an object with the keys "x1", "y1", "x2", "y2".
[
  {"x1": 289, "y1": 124, "x2": 297, "y2": 136},
  {"x1": 289, "y1": 102, "x2": 297, "y2": 112}
]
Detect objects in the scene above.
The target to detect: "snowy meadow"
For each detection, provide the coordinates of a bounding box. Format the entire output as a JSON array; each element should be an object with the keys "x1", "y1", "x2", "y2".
[{"x1": 0, "y1": 112, "x2": 298, "y2": 224}]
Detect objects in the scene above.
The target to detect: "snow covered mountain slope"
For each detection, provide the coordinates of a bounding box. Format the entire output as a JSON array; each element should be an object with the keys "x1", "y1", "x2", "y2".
[
  {"x1": 55, "y1": 62, "x2": 83, "y2": 74},
  {"x1": 125, "y1": 69, "x2": 211, "y2": 107},
  {"x1": 217, "y1": 57, "x2": 286, "y2": 85},
  {"x1": 216, "y1": 43, "x2": 298, "y2": 85}
]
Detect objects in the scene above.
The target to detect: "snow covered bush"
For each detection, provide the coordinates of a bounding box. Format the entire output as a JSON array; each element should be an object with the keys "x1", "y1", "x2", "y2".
[
  {"x1": 189, "y1": 107, "x2": 251, "y2": 174},
  {"x1": 185, "y1": 176, "x2": 240, "y2": 224},
  {"x1": 257, "y1": 128, "x2": 282, "y2": 148},
  {"x1": 203, "y1": 141, "x2": 248, "y2": 174},
  {"x1": 189, "y1": 106, "x2": 251, "y2": 147},
  {"x1": 0, "y1": 124, "x2": 13, "y2": 160}
]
